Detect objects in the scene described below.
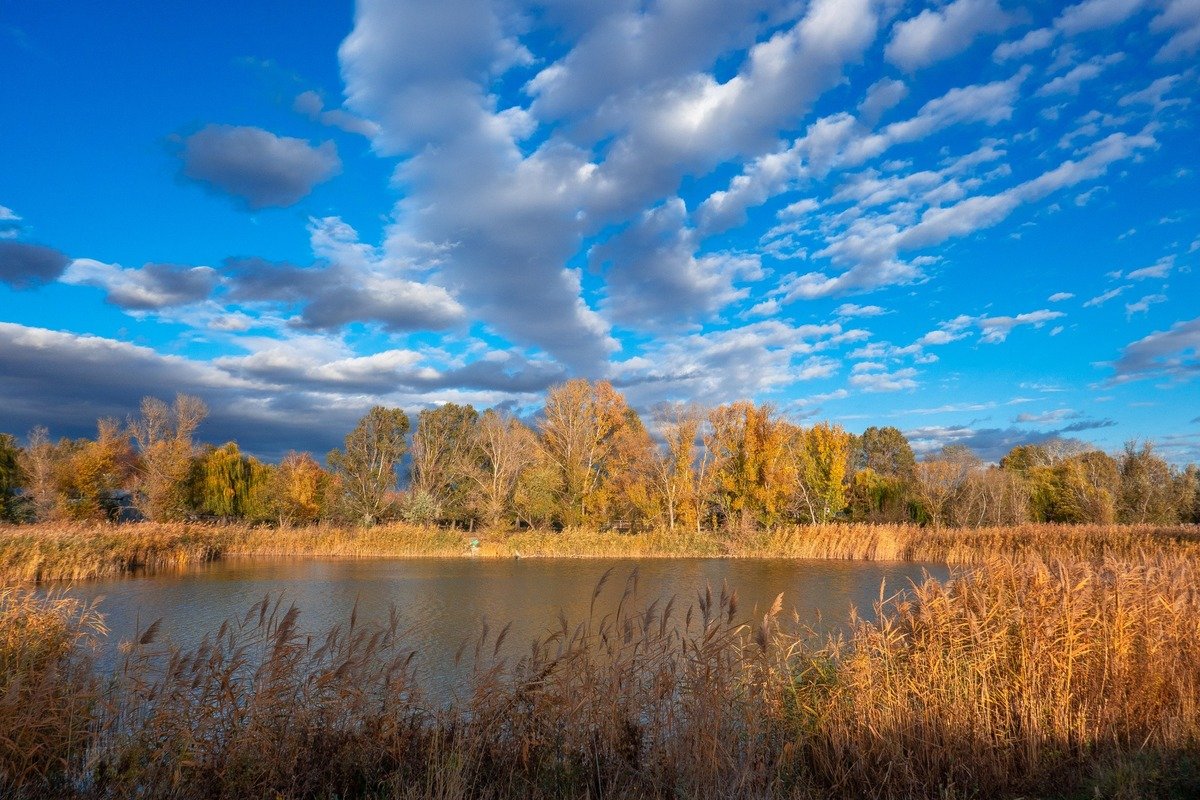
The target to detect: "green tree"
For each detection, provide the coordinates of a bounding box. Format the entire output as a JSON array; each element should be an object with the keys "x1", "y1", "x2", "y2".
[
  {"x1": 410, "y1": 403, "x2": 479, "y2": 524},
  {"x1": 0, "y1": 434, "x2": 24, "y2": 521},
  {"x1": 1117, "y1": 441, "x2": 1177, "y2": 524},
  {"x1": 854, "y1": 426, "x2": 916, "y2": 477},
  {"x1": 327, "y1": 406, "x2": 410, "y2": 525},
  {"x1": 190, "y1": 442, "x2": 274, "y2": 521}
]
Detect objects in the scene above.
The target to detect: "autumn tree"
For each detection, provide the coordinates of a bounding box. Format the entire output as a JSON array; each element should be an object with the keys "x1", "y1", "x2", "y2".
[
  {"x1": 599, "y1": 408, "x2": 659, "y2": 531},
  {"x1": 854, "y1": 426, "x2": 916, "y2": 477},
  {"x1": 62, "y1": 418, "x2": 135, "y2": 520},
  {"x1": 272, "y1": 451, "x2": 333, "y2": 525},
  {"x1": 327, "y1": 406, "x2": 409, "y2": 526},
  {"x1": 19, "y1": 426, "x2": 57, "y2": 521},
  {"x1": 410, "y1": 403, "x2": 479, "y2": 524},
  {"x1": 467, "y1": 410, "x2": 537, "y2": 528},
  {"x1": 791, "y1": 422, "x2": 851, "y2": 523},
  {"x1": 1117, "y1": 441, "x2": 1177, "y2": 523},
  {"x1": 649, "y1": 403, "x2": 708, "y2": 532},
  {"x1": 912, "y1": 445, "x2": 979, "y2": 528},
  {"x1": 707, "y1": 402, "x2": 795, "y2": 530},
  {"x1": 129, "y1": 394, "x2": 208, "y2": 521},
  {"x1": 512, "y1": 444, "x2": 561, "y2": 529},
  {"x1": 539, "y1": 379, "x2": 628, "y2": 526}
]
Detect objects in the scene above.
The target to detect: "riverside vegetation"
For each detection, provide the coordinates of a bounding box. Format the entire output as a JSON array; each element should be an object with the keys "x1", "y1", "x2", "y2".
[
  {"x1": 3, "y1": 551, "x2": 1200, "y2": 799},
  {"x1": 3, "y1": 383, "x2": 1200, "y2": 797}
]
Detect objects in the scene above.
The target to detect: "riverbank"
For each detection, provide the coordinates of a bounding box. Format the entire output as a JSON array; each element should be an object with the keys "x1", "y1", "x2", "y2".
[
  {"x1": 3, "y1": 520, "x2": 1200, "y2": 583},
  {"x1": 4, "y1": 552, "x2": 1199, "y2": 799}
]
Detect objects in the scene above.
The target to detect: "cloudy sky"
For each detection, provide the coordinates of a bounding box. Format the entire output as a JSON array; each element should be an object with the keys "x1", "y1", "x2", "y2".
[{"x1": 2, "y1": 0, "x2": 1198, "y2": 462}]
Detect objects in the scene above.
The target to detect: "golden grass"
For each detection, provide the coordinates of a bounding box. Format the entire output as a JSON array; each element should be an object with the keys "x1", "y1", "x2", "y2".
[
  {"x1": 4, "y1": 520, "x2": 1200, "y2": 584},
  {"x1": 3, "y1": 554, "x2": 1200, "y2": 798}
]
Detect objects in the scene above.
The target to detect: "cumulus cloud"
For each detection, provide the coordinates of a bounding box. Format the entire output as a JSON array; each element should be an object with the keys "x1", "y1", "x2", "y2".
[
  {"x1": 1054, "y1": 0, "x2": 1147, "y2": 35},
  {"x1": 1109, "y1": 317, "x2": 1200, "y2": 384},
  {"x1": 590, "y1": 198, "x2": 760, "y2": 328},
  {"x1": 886, "y1": 0, "x2": 1015, "y2": 71},
  {"x1": 0, "y1": 240, "x2": 71, "y2": 289},
  {"x1": 994, "y1": 27, "x2": 1055, "y2": 60},
  {"x1": 178, "y1": 124, "x2": 342, "y2": 209},
  {"x1": 63, "y1": 259, "x2": 219, "y2": 309},
  {"x1": 1049, "y1": 292, "x2": 1075, "y2": 301},
  {"x1": 849, "y1": 362, "x2": 919, "y2": 392},
  {"x1": 858, "y1": 78, "x2": 908, "y2": 124},
  {"x1": 226, "y1": 218, "x2": 466, "y2": 333},
  {"x1": 612, "y1": 320, "x2": 848, "y2": 405},
  {"x1": 1014, "y1": 408, "x2": 1082, "y2": 423},
  {"x1": 836, "y1": 303, "x2": 887, "y2": 317}
]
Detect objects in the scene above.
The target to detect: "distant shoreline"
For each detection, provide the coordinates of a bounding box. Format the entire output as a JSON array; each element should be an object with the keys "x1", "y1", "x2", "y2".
[{"x1": 4, "y1": 520, "x2": 1199, "y2": 584}]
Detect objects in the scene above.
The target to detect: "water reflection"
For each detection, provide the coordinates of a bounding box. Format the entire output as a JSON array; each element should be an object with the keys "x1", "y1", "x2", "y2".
[{"x1": 61, "y1": 557, "x2": 949, "y2": 696}]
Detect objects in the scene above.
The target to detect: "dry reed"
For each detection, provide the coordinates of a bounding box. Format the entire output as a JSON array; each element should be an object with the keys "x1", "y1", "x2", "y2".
[
  {"x1": 4, "y1": 521, "x2": 1200, "y2": 584},
  {"x1": 3, "y1": 554, "x2": 1199, "y2": 798}
]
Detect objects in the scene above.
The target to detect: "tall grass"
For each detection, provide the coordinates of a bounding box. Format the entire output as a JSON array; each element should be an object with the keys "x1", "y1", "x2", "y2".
[
  {"x1": 3, "y1": 555, "x2": 1199, "y2": 798},
  {"x1": 4, "y1": 521, "x2": 1200, "y2": 583}
]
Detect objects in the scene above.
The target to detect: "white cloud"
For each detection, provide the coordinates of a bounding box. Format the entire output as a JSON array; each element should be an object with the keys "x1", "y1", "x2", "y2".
[
  {"x1": 836, "y1": 303, "x2": 887, "y2": 317},
  {"x1": 1126, "y1": 257, "x2": 1173, "y2": 279},
  {"x1": 886, "y1": 0, "x2": 1015, "y2": 71},
  {"x1": 994, "y1": 27, "x2": 1055, "y2": 60},
  {"x1": 1150, "y1": 0, "x2": 1200, "y2": 60},
  {"x1": 977, "y1": 309, "x2": 1066, "y2": 343},
  {"x1": 1054, "y1": 0, "x2": 1147, "y2": 35},
  {"x1": 1084, "y1": 285, "x2": 1130, "y2": 307},
  {"x1": 1049, "y1": 292, "x2": 1075, "y2": 301},
  {"x1": 1125, "y1": 293, "x2": 1168, "y2": 317},
  {"x1": 62, "y1": 259, "x2": 219, "y2": 310},
  {"x1": 849, "y1": 362, "x2": 919, "y2": 392}
]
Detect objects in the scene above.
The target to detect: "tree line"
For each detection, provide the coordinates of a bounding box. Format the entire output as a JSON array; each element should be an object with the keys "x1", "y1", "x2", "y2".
[{"x1": 1, "y1": 380, "x2": 1197, "y2": 529}]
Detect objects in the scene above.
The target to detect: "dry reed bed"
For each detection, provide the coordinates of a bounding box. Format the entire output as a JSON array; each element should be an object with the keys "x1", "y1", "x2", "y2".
[
  {"x1": 3, "y1": 554, "x2": 1200, "y2": 798},
  {"x1": 4, "y1": 521, "x2": 1200, "y2": 584}
]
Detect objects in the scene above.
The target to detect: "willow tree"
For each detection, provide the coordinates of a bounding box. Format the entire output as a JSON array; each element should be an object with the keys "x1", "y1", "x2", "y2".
[
  {"x1": 190, "y1": 442, "x2": 273, "y2": 521},
  {"x1": 327, "y1": 406, "x2": 409, "y2": 526}
]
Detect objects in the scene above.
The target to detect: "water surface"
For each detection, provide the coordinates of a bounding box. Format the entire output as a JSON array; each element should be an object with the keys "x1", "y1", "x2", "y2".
[{"x1": 64, "y1": 557, "x2": 949, "y2": 696}]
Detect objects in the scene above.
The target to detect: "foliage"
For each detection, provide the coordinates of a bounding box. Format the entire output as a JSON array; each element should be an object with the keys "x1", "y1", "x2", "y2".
[
  {"x1": 327, "y1": 406, "x2": 410, "y2": 526},
  {"x1": 128, "y1": 394, "x2": 208, "y2": 522}
]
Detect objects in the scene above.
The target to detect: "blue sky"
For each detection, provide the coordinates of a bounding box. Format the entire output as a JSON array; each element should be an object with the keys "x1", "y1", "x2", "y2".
[{"x1": 1, "y1": 0, "x2": 1198, "y2": 462}]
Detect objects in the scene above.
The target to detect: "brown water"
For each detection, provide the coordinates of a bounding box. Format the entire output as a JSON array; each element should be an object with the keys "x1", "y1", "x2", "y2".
[{"x1": 64, "y1": 557, "x2": 949, "y2": 697}]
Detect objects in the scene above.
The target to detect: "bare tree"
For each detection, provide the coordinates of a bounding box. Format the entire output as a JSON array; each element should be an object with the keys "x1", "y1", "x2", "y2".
[
  {"x1": 467, "y1": 410, "x2": 537, "y2": 527},
  {"x1": 128, "y1": 394, "x2": 208, "y2": 521}
]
